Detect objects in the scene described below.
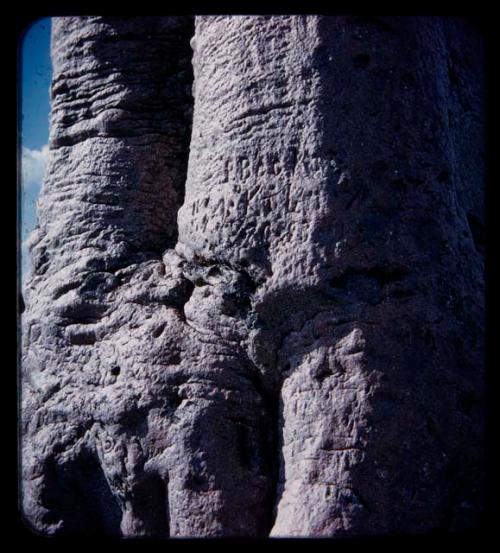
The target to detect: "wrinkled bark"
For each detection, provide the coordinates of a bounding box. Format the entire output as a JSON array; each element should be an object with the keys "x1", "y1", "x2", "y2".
[{"x1": 21, "y1": 16, "x2": 484, "y2": 537}]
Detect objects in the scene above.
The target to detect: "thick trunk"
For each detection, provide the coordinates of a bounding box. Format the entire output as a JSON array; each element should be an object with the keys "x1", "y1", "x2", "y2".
[{"x1": 21, "y1": 15, "x2": 484, "y2": 537}]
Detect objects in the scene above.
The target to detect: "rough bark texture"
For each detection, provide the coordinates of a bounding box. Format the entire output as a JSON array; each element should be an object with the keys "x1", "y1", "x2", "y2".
[{"x1": 21, "y1": 16, "x2": 485, "y2": 537}]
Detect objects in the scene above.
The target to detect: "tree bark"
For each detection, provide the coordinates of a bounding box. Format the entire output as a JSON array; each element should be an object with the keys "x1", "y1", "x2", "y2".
[{"x1": 21, "y1": 15, "x2": 484, "y2": 537}]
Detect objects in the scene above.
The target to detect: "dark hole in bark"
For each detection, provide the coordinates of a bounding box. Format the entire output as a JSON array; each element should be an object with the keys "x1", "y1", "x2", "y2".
[{"x1": 152, "y1": 323, "x2": 166, "y2": 338}]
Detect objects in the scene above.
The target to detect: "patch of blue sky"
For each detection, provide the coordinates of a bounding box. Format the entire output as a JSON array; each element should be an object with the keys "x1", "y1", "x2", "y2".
[{"x1": 20, "y1": 17, "x2": 51, "y2": 289}]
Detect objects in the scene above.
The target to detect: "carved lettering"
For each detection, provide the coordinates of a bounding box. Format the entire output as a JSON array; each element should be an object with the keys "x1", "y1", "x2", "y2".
[
  {"x1": 239, "y1": 157, "x2": 251, "y2": 181},
  {"x1": 220, "y1": 149, "x2": 335, "y2": 186}
]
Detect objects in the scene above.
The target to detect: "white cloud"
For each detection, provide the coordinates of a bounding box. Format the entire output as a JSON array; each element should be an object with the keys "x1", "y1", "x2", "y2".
[
  {"x1": 22, "y1": 234, "x2": 34, "y2": 250},
  {"x1": 21, "y1": 144, "x2": 49, "y2": 189}
]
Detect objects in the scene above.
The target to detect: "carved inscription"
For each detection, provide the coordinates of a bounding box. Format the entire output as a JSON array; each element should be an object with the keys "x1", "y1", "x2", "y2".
[
  {"x1": 186, "y1": 149, "x2": 340, "y2": 239},
  {"x1": 222, "y1": 149, "x2": 338, "y2": 185}
]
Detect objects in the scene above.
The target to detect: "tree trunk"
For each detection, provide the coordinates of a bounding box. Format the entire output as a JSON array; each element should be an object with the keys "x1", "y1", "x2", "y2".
[{"x1": 21, "y1": 15, "x2": 485, "y2": 537}]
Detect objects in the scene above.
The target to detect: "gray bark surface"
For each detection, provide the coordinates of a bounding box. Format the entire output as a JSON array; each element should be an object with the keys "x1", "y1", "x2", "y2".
[{"x1": 21, "y1": 15, "x2": 485, "y2": 537}]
